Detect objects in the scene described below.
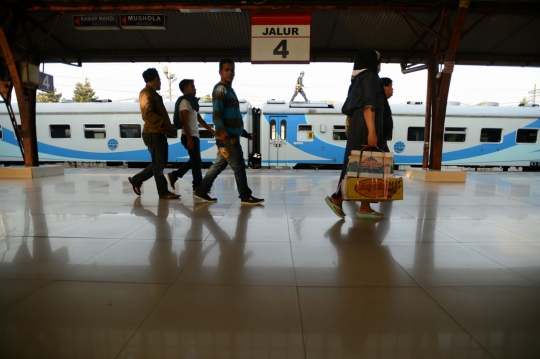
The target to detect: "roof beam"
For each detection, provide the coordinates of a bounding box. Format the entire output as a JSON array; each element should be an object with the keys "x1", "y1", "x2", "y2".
[{"x1": 22, "y1": 3, "x2": 540, "y2": 14}]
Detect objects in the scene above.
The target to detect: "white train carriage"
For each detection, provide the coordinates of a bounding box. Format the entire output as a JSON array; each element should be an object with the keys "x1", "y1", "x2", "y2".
[
  {"x1": 0, "y1": 100, "x2": 252, "y2": 164},
  {"x1": 260, "y1": 100, "x2": 540, "y2": 170}
]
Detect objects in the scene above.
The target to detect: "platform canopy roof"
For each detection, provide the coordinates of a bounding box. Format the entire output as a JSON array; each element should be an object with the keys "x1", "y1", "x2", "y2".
[{"x1": 2, "y1": 0, "x2": 540, "y2": 66}]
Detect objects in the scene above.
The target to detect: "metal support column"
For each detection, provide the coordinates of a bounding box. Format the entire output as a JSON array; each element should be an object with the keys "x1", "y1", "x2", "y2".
[
  {"x1": 422, "y1": 52, "x2": 437, "y2": 169},
  {"x1": 0, "y1": 26, "x2": 40, "y2": 167},
  {"x1": 429, "y1": 0, "x2": 470, "y2": 170}
]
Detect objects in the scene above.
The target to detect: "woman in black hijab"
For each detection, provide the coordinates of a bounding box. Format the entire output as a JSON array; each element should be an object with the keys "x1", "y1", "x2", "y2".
[{"x1": 325, "y1": 49, "x2": 386, "y2": 219}]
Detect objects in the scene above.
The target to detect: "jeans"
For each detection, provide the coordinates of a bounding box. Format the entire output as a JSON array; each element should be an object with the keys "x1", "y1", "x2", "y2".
[
  {"x1": 132, "y1": 132, "x2": 169, "y2": 197},
  {"x1": 170, "y1": 135, "x2": 202, "y2": 187},
  {"x1": 196, "y1": 137, "x2": 252, "y2": 199}
]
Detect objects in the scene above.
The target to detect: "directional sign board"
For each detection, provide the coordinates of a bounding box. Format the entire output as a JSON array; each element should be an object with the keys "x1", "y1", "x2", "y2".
[
  {"x1": 39, "y1": 72, "x2": 54, "y2": 93},
  {"x1": 120, "y1": 14, "x2": 167, "y2": 30},
  {"x1": 251, "y1": 13, "x2": 311, "y2": 64},
  {"x1": 73, "y1": 15, "x2": 119, "y2": 30}
]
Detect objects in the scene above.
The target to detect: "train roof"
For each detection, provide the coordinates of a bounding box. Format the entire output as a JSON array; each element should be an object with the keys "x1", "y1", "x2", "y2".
[
  {"x1": 4, "y1": 99, "x2": 252, "y2": 114},
  {"x1": 261, "y1": 101, "x2": 540, "y2": 119}
]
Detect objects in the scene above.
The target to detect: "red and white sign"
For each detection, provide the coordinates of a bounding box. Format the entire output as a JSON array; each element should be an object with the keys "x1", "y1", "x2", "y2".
[{"x1": 251, "y1": 13, "x2": 311, "y2": 64}]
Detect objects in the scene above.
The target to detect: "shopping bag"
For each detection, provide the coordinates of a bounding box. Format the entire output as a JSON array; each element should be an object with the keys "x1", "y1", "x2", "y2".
[
  {"x1": 342, "y1": 146, "x2": 403, "y2": 201},
  {"x1": 346, "y1": 148, "x2": 394, "y2": 178}
]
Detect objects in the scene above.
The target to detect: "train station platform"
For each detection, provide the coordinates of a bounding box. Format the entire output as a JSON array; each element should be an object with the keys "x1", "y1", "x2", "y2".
[{"x1": 0, "y1": 168, "x2": 539, "y2": 358}]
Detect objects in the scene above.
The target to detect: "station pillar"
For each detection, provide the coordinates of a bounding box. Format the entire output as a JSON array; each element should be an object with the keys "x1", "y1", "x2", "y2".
[
  {"x1": 0, "y1": 27, "x2": 40, "y2": 167},
  {"x1": 428, "y1": 0, "x2": 470, "y2": 170}
]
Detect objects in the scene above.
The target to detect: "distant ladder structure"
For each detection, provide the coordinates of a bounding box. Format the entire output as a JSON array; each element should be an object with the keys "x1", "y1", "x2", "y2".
[
  {"x1": 529, "y1": 84, "x2": 539, "y2": 105},
  {"x1": 1, "y1": 94, "x2": 25, "y2": 158}
]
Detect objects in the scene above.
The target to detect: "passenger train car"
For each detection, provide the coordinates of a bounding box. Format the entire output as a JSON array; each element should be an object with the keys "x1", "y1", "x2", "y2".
[
  {"x1": 259, "y1": 100, "x2": 540, "y2": 170},
  {"x1": 1, "y1": 100, "x2": 539, "y2": 170},
  {"x1": 0, "y1": 101, "x2": 252, "y2": 165}
]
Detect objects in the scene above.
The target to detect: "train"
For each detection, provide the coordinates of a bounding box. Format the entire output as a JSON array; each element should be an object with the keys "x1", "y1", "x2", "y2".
[{"x1": 1, "y1": 100, "x2": 540, "y2": 171}]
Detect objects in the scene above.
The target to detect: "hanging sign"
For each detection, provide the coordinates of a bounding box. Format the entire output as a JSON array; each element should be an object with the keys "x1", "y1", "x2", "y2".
[
  {"x1": 73, "y1": 15, "x2": 119, "y2": 30},
  {"x1": 39, "y1": 72, "x2": 54, "y2": 93},
  {"x1": 120, "y1": 14, "x2": 167, "y2": 30},
  {"x1": 251, "y1": 13, "x2": 311, "y2": 64}
]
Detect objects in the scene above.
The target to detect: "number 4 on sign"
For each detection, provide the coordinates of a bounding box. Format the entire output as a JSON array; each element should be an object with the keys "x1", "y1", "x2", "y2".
[
  {"x1": 42, "y1": 75, "x2": 50, "y2": 90},
  {"x1": 273, "y1": 40, "x2": 289, "y2": 59}
]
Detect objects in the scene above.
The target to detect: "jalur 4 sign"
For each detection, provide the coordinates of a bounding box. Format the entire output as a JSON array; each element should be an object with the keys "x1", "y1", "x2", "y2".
[{"x1": 251, "y1": 13, "x2": 311, "y2": 64}]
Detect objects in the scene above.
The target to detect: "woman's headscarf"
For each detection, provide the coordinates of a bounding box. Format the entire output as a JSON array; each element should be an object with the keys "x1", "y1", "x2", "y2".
[{"x1": 351, "y1": 50, "x2": 381, "y2": 79}]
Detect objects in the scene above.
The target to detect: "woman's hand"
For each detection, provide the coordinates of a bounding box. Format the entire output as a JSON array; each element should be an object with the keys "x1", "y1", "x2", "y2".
[
  {"x1": 364, "y1": 107, "x2": 377, "y2": 147},
  {"x1": 367, "y1": 131, "x2": 378, "y2": 147}
]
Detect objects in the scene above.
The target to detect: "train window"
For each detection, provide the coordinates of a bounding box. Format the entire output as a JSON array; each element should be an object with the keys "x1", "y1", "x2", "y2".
[
  {"x1": 199, "y1": 123, "x2": 215, "y2": 139},
  {"x1": 333, "y1": 125, "x2": 347, "y2": 141},
  {"x1": 480, "y1": 128, "x2": 502, "y2": 143},
  {"x1": 298, "y1": 124, "x2": 314, "y2": 142},
  {"x1": 119, "y1": 124, "x2": 141, "y2": 138},
  {"x1": 50, "y1": 125, "x2": 71, "y2": 139},
  {"x1": 270, "y1": 120, "x2": 276, "y2": 140},
  {"x1": 516, "y1": 129, "x2": 538, "y2": 143},
  {"x1": 407, "y1": 127, "x2": 425, "y2": 141},
  {"x1": 280, "y1": 120, "x2": 287, "y2": 140},
  {"x1": 0, "y1": 125, "x2": 2, "y2": 140},
  {"x1": 84, "y1": 124, "x2": 106, "y2": 139},
  {"x1": 444, "y1": 127, "x2": 467, "y2": 142}
]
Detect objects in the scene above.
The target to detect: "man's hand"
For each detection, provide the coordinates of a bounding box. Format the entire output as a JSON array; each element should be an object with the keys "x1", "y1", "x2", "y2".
[
  {"x1": 214, "y1": 126, "x2": 228, "y2": 141},
  {"x1": 246, "y1": 133, "x2": 254, "y2": 140},
  {"x1": 215, "y1": 133, "x2": 228, "y2": 141},
  {"x1": 187, "y1": 137, "x2": 194, "y2": 151}
]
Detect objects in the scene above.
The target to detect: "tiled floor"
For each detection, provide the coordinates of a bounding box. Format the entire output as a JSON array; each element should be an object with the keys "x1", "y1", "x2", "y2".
[{"x1": 1, "y1": 168, "x2": 539, "y2": 359}]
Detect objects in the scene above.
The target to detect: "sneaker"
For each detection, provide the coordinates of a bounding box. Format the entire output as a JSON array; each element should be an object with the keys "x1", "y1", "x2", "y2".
[
  {"x1": 241, "y1": 196, "x2": 265, "y2": 205},
  {"x1": 166, "y1": 173, "x2": 177, "y2": 191},
  {"x1": 194, "y1": 192, "x2": 217, "y2": 202}
]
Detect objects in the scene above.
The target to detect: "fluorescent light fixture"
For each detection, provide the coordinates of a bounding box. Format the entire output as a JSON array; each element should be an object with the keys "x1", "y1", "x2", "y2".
[{"x1": 180, "y1": 8, "x2": 241, "y2": 13}]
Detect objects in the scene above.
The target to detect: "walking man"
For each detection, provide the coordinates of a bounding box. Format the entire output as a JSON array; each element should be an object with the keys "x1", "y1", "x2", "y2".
[
  {"x1": 167, "y1": 79, "x2": 214, "y2": 192},
  {"x1": 128, "y1": 68, "x2": 180, "y2": 199},
  {"x1": 290, "y1": 70, "x2": 308, "y2": 103},
  {"x1": 194, "y1": 58, "x2": 264, "y2": 205}
]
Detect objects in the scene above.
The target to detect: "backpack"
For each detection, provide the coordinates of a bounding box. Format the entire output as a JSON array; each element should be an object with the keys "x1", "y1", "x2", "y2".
[{"x1": 173, "y1": 96, "x2": 183, "y2": 129}]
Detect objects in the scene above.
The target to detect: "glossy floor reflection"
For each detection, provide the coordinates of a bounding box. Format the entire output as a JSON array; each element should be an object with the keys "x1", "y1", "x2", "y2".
[{"x1": 1, "y1": 168, "x2": 539, "y2": 359}]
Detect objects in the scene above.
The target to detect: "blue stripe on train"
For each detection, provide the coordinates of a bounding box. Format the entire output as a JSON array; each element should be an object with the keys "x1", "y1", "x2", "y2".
[
  {"x1": 1, "y1": 128, "x2": 216, "y2": 161},
  {"x1": 394, "y1": 119, "x2": 540, "y2": 164},
  {"x1": 264, "y1": 115, "x2": 540, "y2": 164}
]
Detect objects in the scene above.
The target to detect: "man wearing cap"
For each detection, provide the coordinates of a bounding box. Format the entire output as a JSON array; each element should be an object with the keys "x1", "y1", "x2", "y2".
[{"x1": 290, "y1": 70, "x2": 308, "y2": 103}]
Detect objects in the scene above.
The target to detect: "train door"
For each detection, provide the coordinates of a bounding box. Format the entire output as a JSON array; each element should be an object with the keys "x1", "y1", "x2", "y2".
[{"x1": 269, "y1": 116, "x2": 288, "y2": 167}]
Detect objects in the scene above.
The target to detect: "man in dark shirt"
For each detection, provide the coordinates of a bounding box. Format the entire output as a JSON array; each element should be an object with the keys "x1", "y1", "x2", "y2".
[
  {"x1": 381, "y1": 77, "x2": 394, "y2": 143},
  {"x1": 290, "y1": 70, "x2": 308, "y2": 103},
  {"x1": 128, "y1": 68, "x2": 179, "y2": 199}
]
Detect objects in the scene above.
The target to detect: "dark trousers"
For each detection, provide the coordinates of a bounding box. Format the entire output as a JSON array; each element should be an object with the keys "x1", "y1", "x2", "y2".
[
  {"x1": 195, "y1": 137, "x2": 252, "y2": 199},
  {"x1": 132, "y1": 132, "x2": 169, "y2": 197},
  {"x1": 291, "y1": 89, "x2": 308, "y2": 102},
  {"x1": 170, "y1": 135, "x2": 202, "y2": 188}
]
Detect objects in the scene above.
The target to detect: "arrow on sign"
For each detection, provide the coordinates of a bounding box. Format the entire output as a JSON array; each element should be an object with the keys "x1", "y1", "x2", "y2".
[
  {"x1": 122, "y1": 16, "x2": 127, "y2": 25},
  {"x1": 74, "y1": 16, "x2": 80, "y2": 25}
]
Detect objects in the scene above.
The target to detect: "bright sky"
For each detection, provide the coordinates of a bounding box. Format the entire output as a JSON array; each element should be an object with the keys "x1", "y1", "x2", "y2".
[{"x1": 40, "y1": 61, "x2": 540, "y2": 108}]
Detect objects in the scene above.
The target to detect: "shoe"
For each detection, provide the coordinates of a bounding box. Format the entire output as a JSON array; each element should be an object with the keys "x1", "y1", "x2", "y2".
[
  {"x1": 356, "y1": 211, "x2": 383, "y2": 219},
  {"x1": 241, "y1": 196, "x2": 265, "y2": 205},
  {"x1": 128, "y1": 177, "x2": 141, "y2": 196},
  {"x1": 194, "y1": 193, "x2": 217, "y2": 202},
  {"x1": 193, "y1": 186, "x2": 211, "y2": 193},
  {"x1": 166, "y1": 173, "x2": 177, "y2": 191},
  {"x1": 160, "y1": 192, "x2": 180, "y2": 199},
  {"x1": 324, "y1": 196, "x2": 345, "y2": 219}
]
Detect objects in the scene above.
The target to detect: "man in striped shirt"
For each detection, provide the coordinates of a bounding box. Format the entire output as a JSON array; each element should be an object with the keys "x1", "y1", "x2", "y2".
[{"x1": 194, "y1": 58, "x2": 264, "y2": 205}]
